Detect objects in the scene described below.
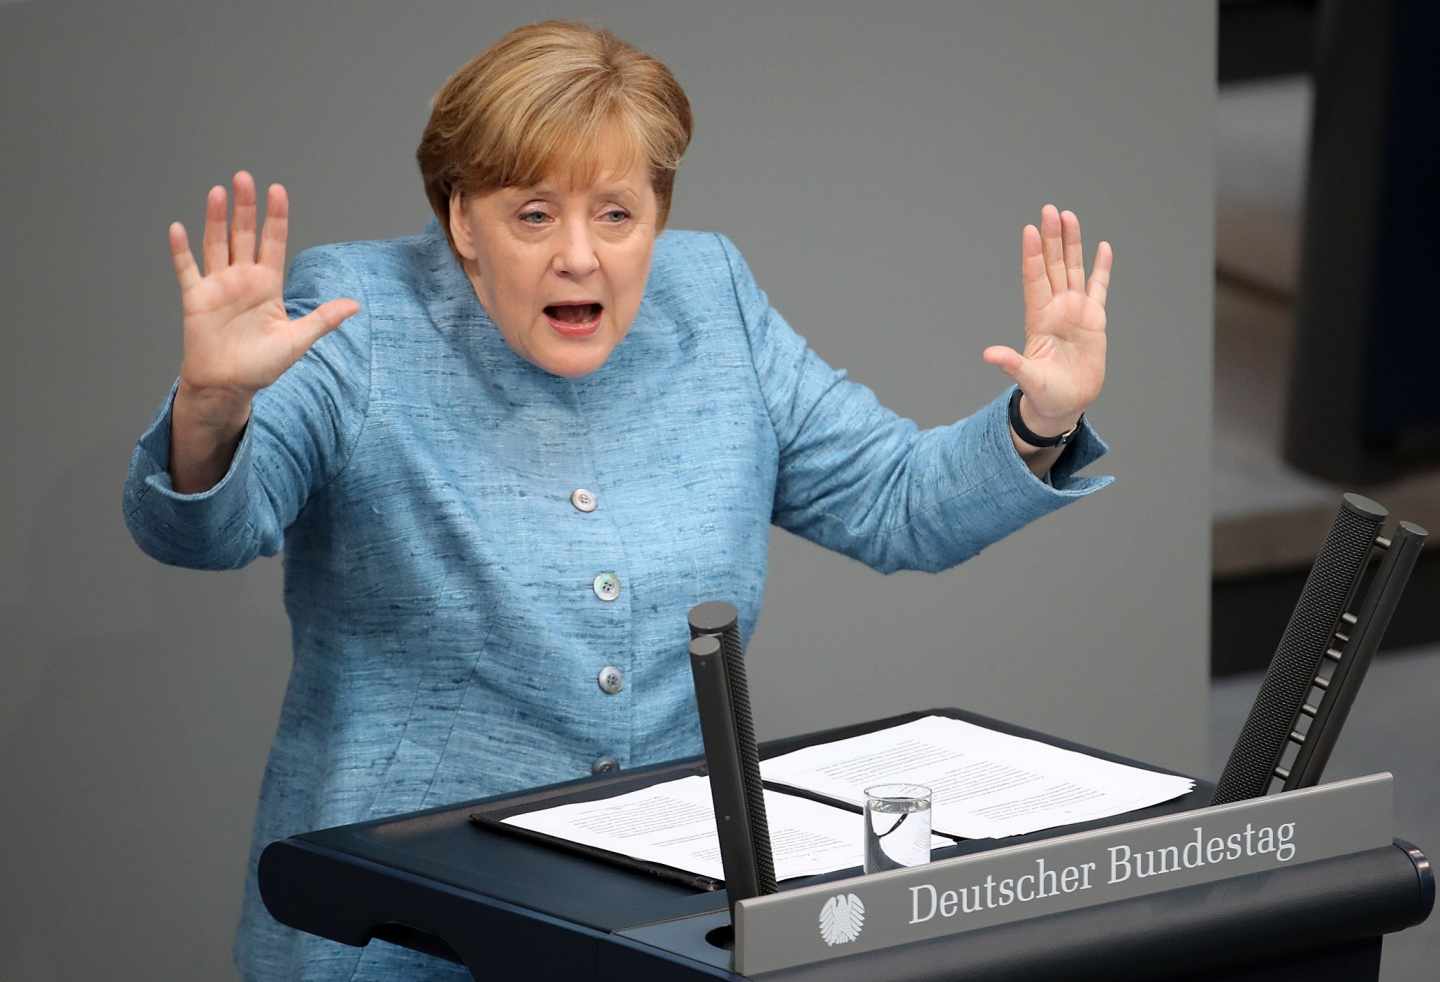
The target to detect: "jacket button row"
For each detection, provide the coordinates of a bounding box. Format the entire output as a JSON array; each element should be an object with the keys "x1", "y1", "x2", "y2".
[{"x1": 576, "y1": 491, "x2": 617, "y2": 778}]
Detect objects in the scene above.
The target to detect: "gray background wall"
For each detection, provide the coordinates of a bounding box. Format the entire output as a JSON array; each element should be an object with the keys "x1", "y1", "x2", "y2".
[{"x1": 0, "y1": 1, "x2": 1214, "y2": 979}]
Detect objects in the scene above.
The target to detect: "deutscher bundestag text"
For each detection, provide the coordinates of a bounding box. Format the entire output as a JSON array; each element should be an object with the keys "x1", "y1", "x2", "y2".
[{"x1": 910, "y1": 822, "x2": 1297, "y2": 923}]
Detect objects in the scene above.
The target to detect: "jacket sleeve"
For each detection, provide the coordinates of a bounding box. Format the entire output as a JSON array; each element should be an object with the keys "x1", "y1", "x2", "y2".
[
  {"x1": 715, "y1": 231, "x2": 1113, "y2": 574},
  {"x1": 121, "y1": 246, "x2": 372, "y2": 570}
]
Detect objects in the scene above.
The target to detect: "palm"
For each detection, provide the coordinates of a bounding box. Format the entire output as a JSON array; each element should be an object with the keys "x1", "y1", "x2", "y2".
[
  {"x1": 1021, "y1": 288, "x2": 1107, "y2": 413},
  {"x1": 180, "y1": 262, "x2": 296, "y2": 391},
  {"x1": 983, "y1": 204, "x2": 1113, "y2": 424}
]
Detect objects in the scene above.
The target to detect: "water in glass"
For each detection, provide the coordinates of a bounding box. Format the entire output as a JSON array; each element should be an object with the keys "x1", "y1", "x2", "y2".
[{"x1": 863, "y1": 783, "x2": 932, "y2": 874}]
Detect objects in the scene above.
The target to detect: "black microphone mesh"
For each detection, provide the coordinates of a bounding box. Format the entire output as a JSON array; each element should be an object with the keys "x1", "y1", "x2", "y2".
[
  {"x1": 1211, "y1": 495, "x2": 1384, "y2": 804},
  {"x1": 688, "y1": 602, "x2": 776, "y2": 893},
  {"x1": 715, "y1": 619, "x2": 776, "y2": 893}
]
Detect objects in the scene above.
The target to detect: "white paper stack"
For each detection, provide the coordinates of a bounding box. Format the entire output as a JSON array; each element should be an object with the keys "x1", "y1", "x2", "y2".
[{"x1": 761, "y1": 715, "x2": 1196, "y2": 839}]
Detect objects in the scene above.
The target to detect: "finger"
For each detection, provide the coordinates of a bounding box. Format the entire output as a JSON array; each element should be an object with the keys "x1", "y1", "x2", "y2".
[
  {"x1": 1040, "y1": 204, "x2": 1067, "y2": 297},
  {"x1": 202, "y1": 184, "x2": 229, "y2": 277},
  {"x1": 169, "y1": 222, "x2": 202, "y2": 293},
  {"x1": 982, "y1": 344, "x2": 1028, "y2": 383},
  {"x1": 258, "y1": 183, "x2": 289, "y2": 275},
  {"x1": 1061, "y1": 210, "x2": 1085, "y2": 291},
  {"x1": 1020, "y1": 224, "x2": 1051, "y2": 314},
  {"x1": 1086, "y1": 240, "x2": 1113, "y2": 308},
  {"x1": 290, "y1": 298, "x2": 362, "y2": 355},
  {"x1": 230, "y1": 171, "x2": 258, "y2": 265}
]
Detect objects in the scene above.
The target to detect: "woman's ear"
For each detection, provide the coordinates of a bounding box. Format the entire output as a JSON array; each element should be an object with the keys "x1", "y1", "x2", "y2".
[{"x1": 449, "y1": 191, "x2": 477, "y2": 262}]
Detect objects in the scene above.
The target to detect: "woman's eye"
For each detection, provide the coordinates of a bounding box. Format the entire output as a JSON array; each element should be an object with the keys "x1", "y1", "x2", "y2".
[{"x1": 517, "y1": 209, "x2": 628, "y2": 225}]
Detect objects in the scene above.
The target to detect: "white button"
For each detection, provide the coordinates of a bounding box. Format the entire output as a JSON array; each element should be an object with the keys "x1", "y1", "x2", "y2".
[
  {"x1": 597, "y1": 665, "x2": 624, "y2": 695},
  {"x1": 592, "y1": 756, "x2": 619, "y2": 775},
  {"x1": 593, "y1": 572, "x2": 620, "y2": 602},
  {"x1": 570, "y1": 488, "x2": 597, "y2": 513}
]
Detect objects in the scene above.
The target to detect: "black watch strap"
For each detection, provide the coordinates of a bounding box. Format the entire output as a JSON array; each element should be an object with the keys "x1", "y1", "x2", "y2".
[{"x1": 1008, "y1": 387, "x2": 1082, "y2": 448}]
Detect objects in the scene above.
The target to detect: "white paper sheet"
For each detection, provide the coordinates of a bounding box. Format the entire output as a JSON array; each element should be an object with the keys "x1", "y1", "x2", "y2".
[
  {"x1": 502, "y1": 774, "x2": 949, "y2": 882},
  {"x1": 760, "y1": 715, "x2": 1195, "y2": 838}
]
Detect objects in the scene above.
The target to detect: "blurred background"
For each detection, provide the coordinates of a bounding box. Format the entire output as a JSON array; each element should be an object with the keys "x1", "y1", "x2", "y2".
[
  {"x1": 1, "y1": 0, "x2": 1435, "y2": 979},
  {"x1": 1211, "y1": 1, "x2": 1439, "y2": 977},
  {"x1": 1211, "y1": 0, "x2": 1440, "y2": 669}
]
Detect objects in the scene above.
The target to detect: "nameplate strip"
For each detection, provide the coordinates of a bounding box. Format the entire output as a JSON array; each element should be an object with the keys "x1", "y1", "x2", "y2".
[{"x1": 733, "y1": 773, "x2": 1393, "y2": 975}]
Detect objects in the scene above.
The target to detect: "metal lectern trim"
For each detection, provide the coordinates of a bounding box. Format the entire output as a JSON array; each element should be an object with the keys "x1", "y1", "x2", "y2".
[{"x1": 733, "y1": 772, "x2": 1395, "y2": 975}]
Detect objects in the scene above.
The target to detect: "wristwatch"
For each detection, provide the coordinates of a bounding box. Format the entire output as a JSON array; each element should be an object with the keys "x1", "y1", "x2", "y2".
[{"x1": 1008, "y1": 387, "x2": 1082, "y2": 448}]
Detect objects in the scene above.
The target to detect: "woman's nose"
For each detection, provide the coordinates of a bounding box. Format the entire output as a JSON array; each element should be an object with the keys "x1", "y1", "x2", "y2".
[{"x1": 554, "y1": 224, "x2": 600, "y2": 277}]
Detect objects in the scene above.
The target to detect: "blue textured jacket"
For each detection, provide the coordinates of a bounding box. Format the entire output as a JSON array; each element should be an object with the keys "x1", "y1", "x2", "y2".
[{"x1": 123, "y1": 217, "x2": 1111, "y2": 981}]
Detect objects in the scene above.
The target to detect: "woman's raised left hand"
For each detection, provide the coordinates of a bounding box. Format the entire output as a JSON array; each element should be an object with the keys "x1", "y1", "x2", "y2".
[{"x1": 982, "y1": 204, "x2": 1112, "y2": 433}]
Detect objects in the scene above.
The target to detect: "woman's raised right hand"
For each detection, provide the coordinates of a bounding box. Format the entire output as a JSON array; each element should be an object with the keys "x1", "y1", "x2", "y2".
[{"x1": 168, "y1": 171, "x2": 360, "y2": 424}]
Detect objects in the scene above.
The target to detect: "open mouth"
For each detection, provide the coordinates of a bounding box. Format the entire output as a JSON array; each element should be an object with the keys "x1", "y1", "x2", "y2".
[{"x1": 543, "y1": 302, "x2": 603, "y2": 324}]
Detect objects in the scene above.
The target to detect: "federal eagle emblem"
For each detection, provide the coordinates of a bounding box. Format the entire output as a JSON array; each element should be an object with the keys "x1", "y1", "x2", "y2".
[{"x1": 818, "y1": 892, "x2": 866, "y2": 945}]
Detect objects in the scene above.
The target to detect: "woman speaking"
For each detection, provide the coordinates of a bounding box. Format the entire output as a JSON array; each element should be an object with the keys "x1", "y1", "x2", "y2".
[{"x1": 123, "y1": 18, "x2": 1114, "y2": 982}]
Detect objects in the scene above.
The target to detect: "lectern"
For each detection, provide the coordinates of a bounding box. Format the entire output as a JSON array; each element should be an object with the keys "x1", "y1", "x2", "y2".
[
  {"x1": 259, "y1": 707, "x2": 1433, "y2": 981},
  {"x1": 262, "y1": 495, "x2": 1431, "y2": 977}
]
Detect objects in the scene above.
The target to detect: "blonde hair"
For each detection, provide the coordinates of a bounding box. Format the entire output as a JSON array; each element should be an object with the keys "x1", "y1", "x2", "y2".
[{"x1": 416, "y1": 20, "x2": 693, "y2": 259}]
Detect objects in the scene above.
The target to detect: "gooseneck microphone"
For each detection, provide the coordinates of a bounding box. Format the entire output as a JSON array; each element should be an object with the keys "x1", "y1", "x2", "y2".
[
  {"x1": 1213, "y1": 493, "x2": 1427, "y2": 805},
  {"x1": 1212, "y1": 494, "x2": 1385, "y2": 804},
  {"x1": 688, "y1": 601, "x2": 776, "y2": 912},
  {"x1": 1282, "y1": 518, "x2": 1427, "y2": 790}
]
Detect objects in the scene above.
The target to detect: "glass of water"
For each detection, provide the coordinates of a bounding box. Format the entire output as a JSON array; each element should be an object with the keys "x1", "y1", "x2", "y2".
[{"x1": 863, "y1": 783, "x2": 933, "y2": 874}]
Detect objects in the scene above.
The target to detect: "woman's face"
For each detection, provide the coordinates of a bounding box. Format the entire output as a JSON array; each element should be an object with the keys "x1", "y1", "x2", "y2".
[{"x1": 449, "y1": 146, "x2": 658, "y2": 378}]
